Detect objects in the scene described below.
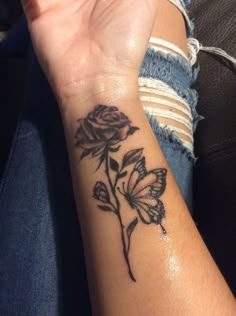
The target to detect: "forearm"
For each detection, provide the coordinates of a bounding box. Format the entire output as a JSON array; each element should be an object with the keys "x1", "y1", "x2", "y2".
[
  {"x1": 59, "y1": 1, "x2": 235, "y2": 314},
  {"x1": 22, "y1": 0, "x2": 235, "y2": 312},
  {"x1": 60, "y1": 96, "x2": 235, "y2": 315}
]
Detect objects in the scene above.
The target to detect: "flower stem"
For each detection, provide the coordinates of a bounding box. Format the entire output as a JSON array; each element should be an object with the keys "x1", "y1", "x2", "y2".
[
  {"x1": 117, "y1": 210, "x2": 136, "y2": 282},
  {"x1": 105, "y1": 150, "x2": 136, "y2": 282}
]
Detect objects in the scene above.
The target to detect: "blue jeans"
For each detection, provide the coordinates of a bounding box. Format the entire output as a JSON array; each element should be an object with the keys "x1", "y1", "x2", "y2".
[{"x1": 0, "y1": 18, "x2": 197, "y2": 315}]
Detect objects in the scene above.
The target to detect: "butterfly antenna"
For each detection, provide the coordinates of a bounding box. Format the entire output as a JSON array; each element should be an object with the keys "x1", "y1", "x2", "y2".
[
  {"x1": 122, "y1": 182, "x2": 126, "y2": 194},
  {"x1": 117, "y1": 187, "x2": 123, "y2": 195},
  {"x1": 117, "y1": 182, "x2": 125, "y2": 195}
]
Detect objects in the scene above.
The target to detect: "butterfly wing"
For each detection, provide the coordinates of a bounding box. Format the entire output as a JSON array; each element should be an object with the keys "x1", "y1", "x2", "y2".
[
  {"x1": 134, "y1": 200, "x2": 152, "y2": 224},
  {"x1": 132, "y1": 168, "x2": 167, "y2": 198},
  {"x1": 124, "y1": 158, "x2": 167, "y2": 230},
  {"x1": 150, "y1": 168, "x2": 167, "y2": 198},
  {"x1": 133, "y1": 199, "x2": 165, "y2": 225},
  {"x1": 152, "y1": 199, "x2": 166, "y2": 225},
  {"x1": 127, "y1": 157, "x2": 147, "y2": 195}
]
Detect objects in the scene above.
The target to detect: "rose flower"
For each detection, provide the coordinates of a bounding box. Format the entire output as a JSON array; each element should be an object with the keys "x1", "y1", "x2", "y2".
[
  {"x1": 93, "y1": 181, "x2": 110, "y2": 204},
  {"x1": 75, "y1": 105, "x2": 138, "y2": 159}
]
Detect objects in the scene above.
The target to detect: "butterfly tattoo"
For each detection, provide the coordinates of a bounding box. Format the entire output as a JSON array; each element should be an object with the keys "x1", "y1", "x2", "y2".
[
  {"x1": 120, "y1": 157, "x2": 167, "y2": 234},
  {"x1": 76, "y1": 105, "x2": 168, "y2": 281}
]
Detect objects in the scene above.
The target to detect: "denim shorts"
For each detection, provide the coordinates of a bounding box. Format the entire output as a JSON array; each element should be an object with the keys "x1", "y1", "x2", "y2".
[{"x1": 0, "y1": 16, "x2": 198, "y2": 316}]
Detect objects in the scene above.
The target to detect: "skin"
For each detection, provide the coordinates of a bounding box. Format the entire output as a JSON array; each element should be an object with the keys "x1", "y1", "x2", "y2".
[
  {"x1": 21, "y1": 0, "x2": 236, "y2": 315},
  {"x1": 21, "y1": 0, "x2": 159, "y2": 107}
]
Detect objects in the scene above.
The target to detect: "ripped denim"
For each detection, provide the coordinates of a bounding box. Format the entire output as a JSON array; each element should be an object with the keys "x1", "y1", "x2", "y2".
[
  {"x1": 140, "y1": 47, "x2": 199, "y2": 209},
  {"x1": 139, "y1": 0, "x2": 236, "y2": 211},
  {"x1": 139, "y1": 0, "x2": 200, "y2": 210}
]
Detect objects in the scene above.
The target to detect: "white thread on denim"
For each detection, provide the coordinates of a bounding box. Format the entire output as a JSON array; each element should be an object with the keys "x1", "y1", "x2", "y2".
[
  {"x1": 139, "y1": 78, "x2": 191, "y2": 111},
  {"x1": 139, "y1": 77, "x2": 194, "y2": 150},
  {"x1": 139, "y1": 85, "x2": 190, "y2": 113},
  {"x1": 159, "y1": 124, "x2": 193, "y2": 141},
  {"x1": 143, "y1": 1, "x2": 197, "y2": 153},
  {"x1": 188, "y1": 38, "x2": 236, "y2": 66},
  {"x1": 158, "y1": 123, "x2": 193, "y2": 152},
  {"x1": 143, "y1": 106, "x2": 192, "y2": 131},
  {"x1": 149, "y1": 45, "x2": 181, "y2": 60},
  {"x1": 149, "y1": 37, "x2": 188, "y2": 61},
  {"x1": 181, "y1": 140, "x2": 192, "y2": 152},
  {"x1": 139, "y1": 78, "x2": 193, "y2": 128},
  {"x1": 140, "y1": 95, "x2": 192, "y2": 119},
  {"x1": 144, "y1": 109, "x2": 193, "y2": 152}
]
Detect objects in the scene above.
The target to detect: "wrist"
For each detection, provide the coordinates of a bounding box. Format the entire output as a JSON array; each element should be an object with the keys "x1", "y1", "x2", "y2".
[{"x1": 57, "y1": 73, "x2": 140, "y2": 116}]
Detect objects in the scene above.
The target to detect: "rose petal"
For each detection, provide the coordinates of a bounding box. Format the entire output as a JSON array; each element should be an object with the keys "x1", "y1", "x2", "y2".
[
  {"x1": 94, "y1": 105, "x2": 107, "y2": 119},
  {"x1": 90, "y1": 106, "x2": 130, "y2": 128},
  {"x1": 115, "y1": 125, "x2": 130, "y2": 141},
  {"x1": 80, "y1": 119, "x2": 96, "y2": 141},
  {"x1": 87, "y1": 118, "x2": 114, "y2": 130}
]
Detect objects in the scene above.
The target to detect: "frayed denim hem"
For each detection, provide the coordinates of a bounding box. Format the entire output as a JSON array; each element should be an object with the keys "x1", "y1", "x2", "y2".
[
  {"x1": 140, "y1": 48, "x2": 200, "y2": 128},
  {"x1": 140, "y1": 48, "x2": 194, "y2": 84},
  {"x1": 147, "y1": 114, "x2": 197, "y2": 162}
]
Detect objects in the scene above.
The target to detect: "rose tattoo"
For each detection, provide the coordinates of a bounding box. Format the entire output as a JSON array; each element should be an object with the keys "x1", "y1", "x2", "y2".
[
  {"x1": 75, "y1": 105, "x2": 167, "y2": 281},
  {"x1": 75, "y1": 105, "x2": 138, "y2": 164}
]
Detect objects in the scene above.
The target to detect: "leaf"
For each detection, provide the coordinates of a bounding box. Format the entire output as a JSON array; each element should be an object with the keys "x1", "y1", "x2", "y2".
[
  {"x1": 80, "y1": 148, "x2": 93, "y2": 160},
  {"x1": 110, "y1": 157, "x2": 119, "y2": 172},
  {"x1": 127, "y1": 217, "x2": 138, "y2": 240},
  {"x1": 96, "y1": 150, "x2": 106, "y2": 170},
  {"x1": 97, "y1": 205, "x2": 113, "y2": 212},
  {"x1": 118, "y1": 171, "x2": 127, "y2": 179},
  {"x1": 128, "y1": 126, "x2": 139, "y2": 135},
  {"x1": 109, "y1": 146, "x2": 121, "y2": 153},
  {"x1": 122, "y1": 148, "x2": 143, "y2": 168}
]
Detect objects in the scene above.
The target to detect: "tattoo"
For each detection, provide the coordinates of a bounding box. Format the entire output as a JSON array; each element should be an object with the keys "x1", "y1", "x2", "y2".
[{"x1": 75, "y1": 105, "x2": 167, "y2": 281}]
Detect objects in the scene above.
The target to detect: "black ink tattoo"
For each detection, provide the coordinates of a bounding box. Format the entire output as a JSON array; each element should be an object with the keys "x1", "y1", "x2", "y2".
[{"x1": 75, "y1": 105, "x2": 167, "y2": 281}]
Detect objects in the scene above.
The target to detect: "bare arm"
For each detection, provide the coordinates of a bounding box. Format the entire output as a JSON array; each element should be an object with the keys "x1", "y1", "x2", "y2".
[
  {"x1": 22, "y1": 0, "x2": 236, "y2": 314},
  {"x1": 61, "y1": 89, "x2": 235, "y2": 316}
]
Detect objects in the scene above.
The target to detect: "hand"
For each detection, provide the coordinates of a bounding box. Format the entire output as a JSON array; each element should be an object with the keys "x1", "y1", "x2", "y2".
[{"x1": 22, "y1": 0, "x2": 159, "y2": 107}]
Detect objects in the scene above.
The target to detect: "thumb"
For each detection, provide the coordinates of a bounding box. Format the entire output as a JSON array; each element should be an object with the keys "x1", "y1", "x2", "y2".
[
  {"x1": 21, "y1": 0, "x2": 40, "y2": 22},
  {"x1": 21, "y1": 0, "x2": 58, "y2": 22}
]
